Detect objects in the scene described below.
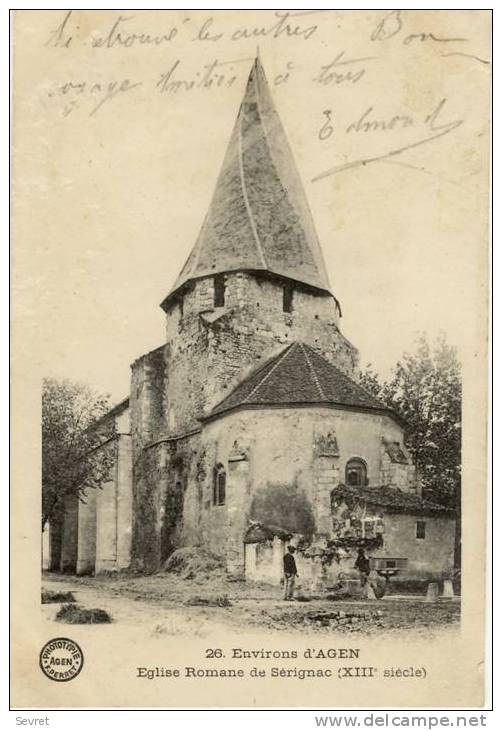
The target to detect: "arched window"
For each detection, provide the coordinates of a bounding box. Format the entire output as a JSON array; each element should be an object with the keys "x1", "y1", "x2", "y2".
[
  {"x1": 214, "y1": 274, "x2": 225, "y2": 307},
  {"x1": 345, "y1": 458, "x2": 367, "y2": 487},
  {"x1": 213, "y1": 464, "x2": 226, "y2": 506}
]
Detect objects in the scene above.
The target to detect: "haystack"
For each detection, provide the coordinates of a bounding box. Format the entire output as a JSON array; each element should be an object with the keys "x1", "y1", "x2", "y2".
[{"x1": 162, "y1": 547, "x2": 225, "y2": 579}]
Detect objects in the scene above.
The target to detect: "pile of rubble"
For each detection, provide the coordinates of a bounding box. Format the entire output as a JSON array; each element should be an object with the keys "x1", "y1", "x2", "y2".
[
  {"x1": 255, "y1": 607, "x2": 386, "y2": 632},
  {"x1": 295, "y1": 608, "x2": 385, "y2": 630}
]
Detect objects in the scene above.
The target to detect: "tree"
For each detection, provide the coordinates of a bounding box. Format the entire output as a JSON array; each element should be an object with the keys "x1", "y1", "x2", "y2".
[
  {"x1": 42, "y1": 378, "x2": 115, "y2": 529},
  {"x1": 359, "y1": 334, "x2": 461, "y2": 569},
  {"x1": 359, "y1": 333, "x2": 462, "y2": 508}
]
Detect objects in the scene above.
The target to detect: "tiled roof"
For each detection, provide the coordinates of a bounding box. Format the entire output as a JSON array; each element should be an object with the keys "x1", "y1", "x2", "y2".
[
  {"x1": 208, "y1": 342, "x2": 400, "y2": 421},
  {"x1": 164, "y1": 57, "x2": 332, "y2": 305},
  {"x1": 331, "y1": 484, "x2": 455, "y2": 516},
  {"x1": 244, "y1": 522, "x2": 292, "y2": 544}
]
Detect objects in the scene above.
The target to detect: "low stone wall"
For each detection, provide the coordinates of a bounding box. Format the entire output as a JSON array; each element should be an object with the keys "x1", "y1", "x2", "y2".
[
  {"x1": 245, "y1": 538, "x2": 284, "y2": 584},
  {"x1": 243, "y1": 521, "x2": 456, "y2": 592}
]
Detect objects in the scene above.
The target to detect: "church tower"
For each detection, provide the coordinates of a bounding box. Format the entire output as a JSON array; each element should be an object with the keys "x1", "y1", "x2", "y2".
[{"x1": 160, "y1": 57, "x2": 358, "y2": 437}]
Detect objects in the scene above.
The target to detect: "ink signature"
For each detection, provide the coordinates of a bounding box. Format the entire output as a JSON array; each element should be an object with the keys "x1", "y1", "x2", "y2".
[{"x1": 312, "y1": 99, "x2": 463, "y2": 183}]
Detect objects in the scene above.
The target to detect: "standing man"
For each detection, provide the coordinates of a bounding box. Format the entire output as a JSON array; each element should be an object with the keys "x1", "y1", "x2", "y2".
[
  {"x1": 283, "y1": 545, "x2": 298, "y2": 601},
  {"x1": 355, "y1": 547, "x2": 371, "y2": 587}
]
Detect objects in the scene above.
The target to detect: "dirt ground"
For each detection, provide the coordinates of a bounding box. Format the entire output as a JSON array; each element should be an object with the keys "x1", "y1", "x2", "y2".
[{"x1": 42, "y1": 571, "x2": 460, "y2": 637}]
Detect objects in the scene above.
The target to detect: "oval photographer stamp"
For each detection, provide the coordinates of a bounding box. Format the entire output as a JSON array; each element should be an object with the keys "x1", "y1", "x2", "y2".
[{"x1": 39, "y1": 637, "x2": 84, "y2": 682}]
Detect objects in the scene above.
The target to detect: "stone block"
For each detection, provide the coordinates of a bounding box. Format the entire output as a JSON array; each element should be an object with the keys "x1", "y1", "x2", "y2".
[
  {"x1": 442, "y1": 579, "x2": 454, "y2": 598},
  {"x1": 426, "y1": 582, "x2": 439, "y2": 602}
]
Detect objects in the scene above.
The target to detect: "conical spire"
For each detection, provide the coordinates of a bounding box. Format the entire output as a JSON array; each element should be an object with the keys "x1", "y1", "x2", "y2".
[{"x1": 166, "y1": 57, "x2": 332, "y2": 302}]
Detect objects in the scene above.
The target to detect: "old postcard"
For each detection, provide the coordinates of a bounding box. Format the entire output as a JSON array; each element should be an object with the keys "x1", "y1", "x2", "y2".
[{"x1": 11, "y1": 9, "x2": 491, "y2": 708}]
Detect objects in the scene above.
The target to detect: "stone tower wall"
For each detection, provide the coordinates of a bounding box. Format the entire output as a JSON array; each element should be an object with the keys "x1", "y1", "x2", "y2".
[
  {"x1": 130, "y1": 346, "x2": 165, "y2": 449},
  {"x1": 164, "y1": 272, "x2": 358, "y2": 434},
  {"x1": 129, "y1": 346, "x2": 168, "y2": 572}
]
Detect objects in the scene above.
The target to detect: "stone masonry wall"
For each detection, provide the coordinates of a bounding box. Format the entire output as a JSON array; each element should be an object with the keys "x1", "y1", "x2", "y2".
[
  {"x1": 116, "y1": 435, "x2": 133, "y2": 569},
  {"x1": 76, "y1": 486, "x2": 97, "y2": 575},
  {"x1": 74, "y1": 432, "x2": 133, "y2": 575},
  {"x1": 177, "y1": 406, "x2": 411, "y2": 576},
  {"x1": 129, "y1": 400, "x2": 453, "y2": 579},
  {"x1": 373, "y1": 513, "x2": 456, "y2": 577},
  {"x1": 130, "y1": 442, "x2": 169, "y2": 572},
  {"x1": 130, "y1": 434, "x2": 205, "y2": 572},
  {"x1": 129, "y1": 271, "x2": 359, "y2": 570},
  {"x1": 130, "y1": 346, "x2": 165, "y2": 449},
  {"x1": 130, "y1": 347, "x2": 169, "y2": 571},
  {"x1": 164, "y1": 273, "x2": 358, "y2": 434},
  {"x1": 177, "y1": 433, "x2": 251, "y2": 573},
  {"x1": 380, "y1": 450, "x2": 418, "y2": 493},
  {"x1": 330, "y1": 495, "x2": 455, "y2": 578}
]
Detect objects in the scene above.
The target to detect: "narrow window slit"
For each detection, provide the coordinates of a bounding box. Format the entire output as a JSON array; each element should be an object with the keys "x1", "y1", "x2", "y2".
[
  {"x1": 214, "y1": 274, "x2": 225, "y2": 307},
  {"x1": 283, "y1": 284, "x2": 294, "y2": 313}
]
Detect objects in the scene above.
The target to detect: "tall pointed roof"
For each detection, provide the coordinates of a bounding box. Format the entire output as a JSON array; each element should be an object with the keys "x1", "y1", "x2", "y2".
[
  {"x1": 165, "y1": 57, "x2": 332, "y2": 303},
  {"x1": 205, "y1": 342, "x2": 402, "y2": 425}
]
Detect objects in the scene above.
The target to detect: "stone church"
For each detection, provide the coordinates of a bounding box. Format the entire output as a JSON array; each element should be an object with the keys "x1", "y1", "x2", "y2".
[{"x1": 44, "y1": 58, "x2": 456, "y2": 586}]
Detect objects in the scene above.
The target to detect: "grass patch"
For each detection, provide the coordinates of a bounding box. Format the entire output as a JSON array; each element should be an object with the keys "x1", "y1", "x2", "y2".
[
  {"x1": 55, "y1": 603, "x2": 112, "y2": 624},
  {"x1": 42, "y1": 589, "x2": 76, "y2": 604}
]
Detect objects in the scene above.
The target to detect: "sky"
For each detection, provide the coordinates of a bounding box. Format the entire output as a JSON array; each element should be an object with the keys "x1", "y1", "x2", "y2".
[{"x1": 13, "y1": 9, "x2": 490, "y2": 405}]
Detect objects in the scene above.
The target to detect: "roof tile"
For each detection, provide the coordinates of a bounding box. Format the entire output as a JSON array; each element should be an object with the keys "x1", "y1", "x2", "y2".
[
  {"x1": 208, "y1": 342, "x2": 398, "y2": 420},
  {"x1": 331, "y1": 484, "x2": 454, "y2": 516}
]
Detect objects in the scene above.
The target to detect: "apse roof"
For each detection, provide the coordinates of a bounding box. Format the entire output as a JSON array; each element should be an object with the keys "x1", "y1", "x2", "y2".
[{"x1": 207, "y1": 342, "x2": 401, "y2": 423}]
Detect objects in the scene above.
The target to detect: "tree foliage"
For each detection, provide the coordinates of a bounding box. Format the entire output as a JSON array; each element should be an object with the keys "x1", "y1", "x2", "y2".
[
  {"x1": 42, "y1": 378, "x2": 116, "y2": 528},
  {"x1": 359, "y1": 333, "x2": 461, "y2": 509}
]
